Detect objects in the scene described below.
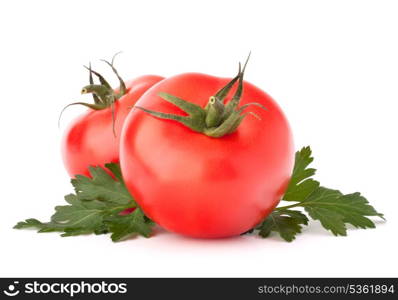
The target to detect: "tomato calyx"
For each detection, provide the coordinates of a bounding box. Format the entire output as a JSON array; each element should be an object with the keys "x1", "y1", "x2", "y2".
[
  {"x1": 136, "y1": 54, "x2": 267, "y2": 138},
  {"x1": 58, "y1": 53, "x2": 127, "y2": 135}
]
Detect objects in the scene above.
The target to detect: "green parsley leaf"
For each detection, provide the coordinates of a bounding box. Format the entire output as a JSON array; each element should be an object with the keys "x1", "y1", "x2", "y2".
[
  {"x1": 257, "y1": 210, "x2": 309, "y2": 242},
  {"x1": 72, "y1": 164, "x2": 133, "y2": 205},
  {"x1": 302, "y1": 188, "x2": 384, "y2": 236},
  {"x1": 14, "y1": 164, "x2": 153, "y2": 241},
  {"x1": 14, "y1": 218, "x2": 61, "y2": 232},
  {"x1": 252, "y1": 146, "x2": 384, "y2": 241},
  {"x1": 283, "y1": 146, "x2": 319, "y2": 202},
  {"x1": 104, "y1": 162, "x2": 124, "y2": 182}
]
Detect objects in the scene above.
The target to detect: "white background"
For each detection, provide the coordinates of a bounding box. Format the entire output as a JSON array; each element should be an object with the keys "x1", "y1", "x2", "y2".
[{"x1": 0, "y1": 0, "x2": 397, "y2": 277}]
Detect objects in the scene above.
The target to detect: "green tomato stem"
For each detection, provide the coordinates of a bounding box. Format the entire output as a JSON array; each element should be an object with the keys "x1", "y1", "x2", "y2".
[
  {"x1": 274, "y1": 202, "x2": 303, "y2": 211},
  {"x1": 137, "y1": 54, "x2": 267, "y2": 138}
]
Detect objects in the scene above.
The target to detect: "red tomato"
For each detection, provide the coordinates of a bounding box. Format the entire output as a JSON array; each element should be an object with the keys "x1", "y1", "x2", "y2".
[
  {"x1": 62, "y1": 75, "x2": 164, "y2": 177},
  {"x1": 120, "y1": 73, "x2": 294, "y2": 238}
]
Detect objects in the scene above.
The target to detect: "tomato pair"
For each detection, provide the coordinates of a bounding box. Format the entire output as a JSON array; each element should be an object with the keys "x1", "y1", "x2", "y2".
[{"x1": 62, "y1": 57, "x2": 293, "y2": 238}]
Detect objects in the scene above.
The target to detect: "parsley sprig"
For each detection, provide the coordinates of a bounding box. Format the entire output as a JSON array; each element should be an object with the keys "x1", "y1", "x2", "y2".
[
  {"x1": 15, "y1": 147, "x2": 384, "y2": 242},
  {"x1": 14, "y1": 164, "x2": 154, "y2": 242},
  {"x1": 251, "y1": 147, "x2": 384, "y2": 242}
]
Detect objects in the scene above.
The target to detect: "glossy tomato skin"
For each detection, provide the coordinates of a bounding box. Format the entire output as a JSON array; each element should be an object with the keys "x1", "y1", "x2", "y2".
[
  {"x1": 62, "y1": 75, "x2": 164, "y2": 177},
  {"x1": 120, "y1": 73, "x2": 294, "y2": 238}
]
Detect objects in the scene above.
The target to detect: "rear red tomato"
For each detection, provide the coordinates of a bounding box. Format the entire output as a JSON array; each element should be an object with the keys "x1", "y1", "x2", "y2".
[
  {"x1": 120, "y1": 72, "x2": 294, "y2": 238},
  {"x1": 62, "y1": 75, "x2": 164, "y2": 177}
]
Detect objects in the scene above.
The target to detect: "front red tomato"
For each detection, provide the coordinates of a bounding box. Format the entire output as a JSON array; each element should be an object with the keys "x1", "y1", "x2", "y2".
[
  {"x1": 62, "y1": 75, "x2": 164, "y2": 177},
  {"x1": 120, "y1": 72, "x2": 294, "y2": 238}
]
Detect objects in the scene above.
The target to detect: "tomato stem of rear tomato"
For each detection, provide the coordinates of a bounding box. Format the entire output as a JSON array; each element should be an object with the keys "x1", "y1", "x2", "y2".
[{"x1": 58, "y1": 53, "x2": 127, "y2": 136}]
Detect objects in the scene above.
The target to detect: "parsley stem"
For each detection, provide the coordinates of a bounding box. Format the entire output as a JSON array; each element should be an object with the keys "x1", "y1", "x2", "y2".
[{"x1": 274, "y1": 202, "x2": 303, "y2": 211}]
